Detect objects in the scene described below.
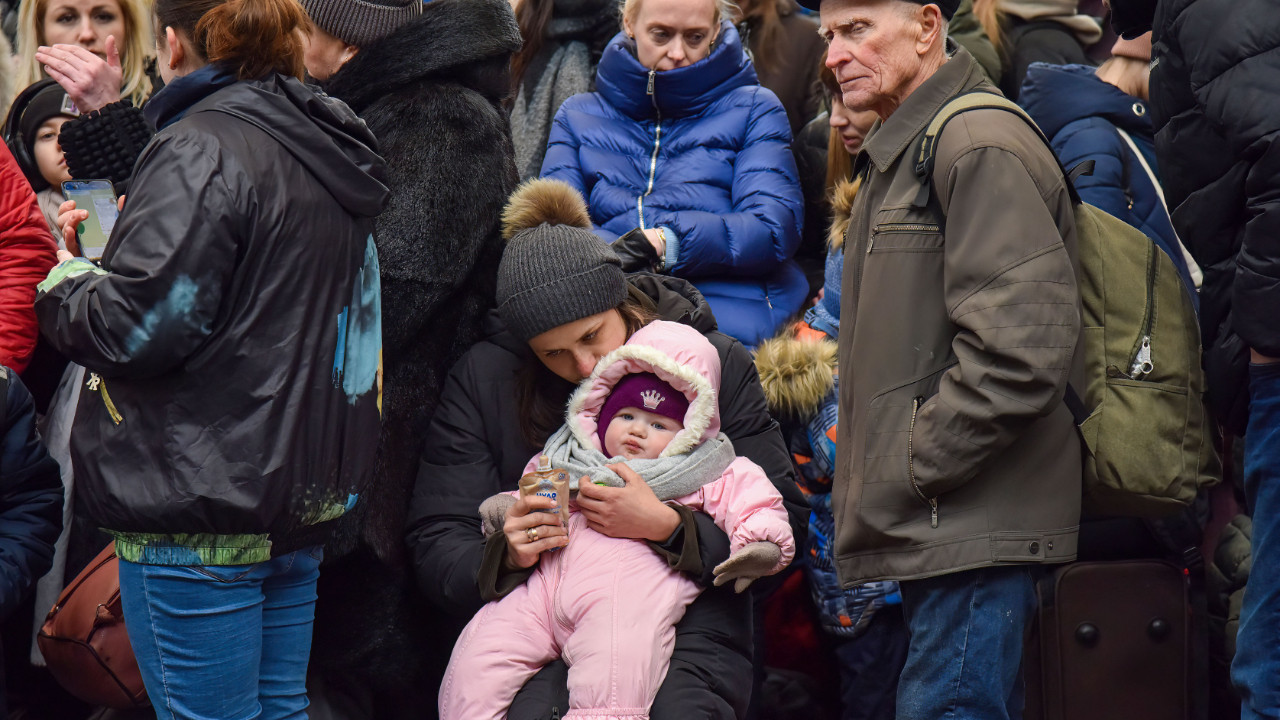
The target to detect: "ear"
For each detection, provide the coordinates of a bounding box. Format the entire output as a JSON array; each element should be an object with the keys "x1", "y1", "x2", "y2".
[
  {"x1": 623, "y1": 13, "x2": 635, "y2": 39},
  {"x1": 165, "y1": 26, "x2": 184, "y2": 70},
  {"x1": 916, "y1": 3, "x2": 944, "y2": 55},
  {"x1": 340, "y1": 44, "x2": 359, "y2": 65}
]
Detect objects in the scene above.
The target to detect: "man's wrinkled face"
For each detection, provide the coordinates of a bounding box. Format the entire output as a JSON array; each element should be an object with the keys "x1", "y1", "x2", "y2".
[{"x1": 820, "y1": 0, "x2": 924, "y2": 117}]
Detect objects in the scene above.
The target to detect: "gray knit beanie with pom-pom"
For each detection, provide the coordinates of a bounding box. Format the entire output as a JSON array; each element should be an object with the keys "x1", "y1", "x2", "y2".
[{"x1": 496, "y1": 179, "x2": 627, "y2": 342}]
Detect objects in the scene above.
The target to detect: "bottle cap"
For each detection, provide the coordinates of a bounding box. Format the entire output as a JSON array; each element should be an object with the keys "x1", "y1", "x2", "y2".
[{"x1": 537, "y1": 454, "x2": 551, "y2": 472}]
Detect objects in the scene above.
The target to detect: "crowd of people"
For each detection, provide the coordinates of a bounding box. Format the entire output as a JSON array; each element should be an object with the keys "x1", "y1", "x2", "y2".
[{"x1": 0, "y1": 0, "x2": 1273, "y2": 718}]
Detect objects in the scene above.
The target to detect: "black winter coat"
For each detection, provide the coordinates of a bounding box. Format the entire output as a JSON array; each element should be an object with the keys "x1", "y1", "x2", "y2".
[
  {"x1": 405, "y1": 273, "x2": 806, "y2": 719},
  {"x1": 1146, "y1": 0, "x2": 1280, "y2": 433},
  {"x1": 305, "y1": 0, "x2": 522, "y2": 713},
  {"x1": 34, "y1": 74, "x2": 387, "y2": 550}
]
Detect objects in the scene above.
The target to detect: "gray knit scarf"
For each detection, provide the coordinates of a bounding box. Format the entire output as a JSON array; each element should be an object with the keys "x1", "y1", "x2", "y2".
[
  {"x1": 510, "y1": 40, "x2": 594, "y2": 180},
  {"x1": 541, "y1": 423, "x2": 737, "y2": 501}
]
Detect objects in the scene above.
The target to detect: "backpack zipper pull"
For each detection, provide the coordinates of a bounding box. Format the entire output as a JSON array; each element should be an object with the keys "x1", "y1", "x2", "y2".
[{"x1": 1130, "y1": 336, "x2": 1153, "y2": 378}]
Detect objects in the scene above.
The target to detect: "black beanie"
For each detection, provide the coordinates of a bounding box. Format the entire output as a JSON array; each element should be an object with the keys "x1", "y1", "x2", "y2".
[
  {"x1": 300, "y1": 0, "x2": 422, "y2": 47},
  {"x1": 795, "y1": 0, "x2": 960, "y2": 20},
  {"x1": 17, "y1": 83, "x2": 79, "y2": 157}
]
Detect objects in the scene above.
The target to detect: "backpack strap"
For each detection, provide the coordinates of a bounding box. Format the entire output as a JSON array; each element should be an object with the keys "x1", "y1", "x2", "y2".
[{"x1": 912, "y1": 89, "x2": 1083, "y2": 208}]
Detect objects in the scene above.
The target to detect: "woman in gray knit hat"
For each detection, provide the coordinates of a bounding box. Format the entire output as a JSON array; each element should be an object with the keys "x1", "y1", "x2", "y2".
[{"x1": 407, "y1": 179, "x2": 806, "y2": 719}]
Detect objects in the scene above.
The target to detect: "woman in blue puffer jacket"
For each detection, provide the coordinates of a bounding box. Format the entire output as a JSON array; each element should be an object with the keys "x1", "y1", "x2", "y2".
[
  {"x1": 1019, "y1": 33, "x2": 1201, "y2": 302},
  {"x1": 540, "y1": 0, "x2": 805, "y2": 347}
]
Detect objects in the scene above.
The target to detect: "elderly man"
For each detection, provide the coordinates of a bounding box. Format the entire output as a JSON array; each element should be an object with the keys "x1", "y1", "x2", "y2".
[{"x1": 797, "y1": 0, "x2": 1084, "y2": 717}]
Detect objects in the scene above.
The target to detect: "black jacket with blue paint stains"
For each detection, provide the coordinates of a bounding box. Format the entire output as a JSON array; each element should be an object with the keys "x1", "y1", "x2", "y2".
[{"x1": 34, "y1": 72, "x2": 390, "y2": 552}]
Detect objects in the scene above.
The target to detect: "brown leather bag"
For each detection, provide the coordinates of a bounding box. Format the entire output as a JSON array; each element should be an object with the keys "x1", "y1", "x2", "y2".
[{"x1": 37, "y1": 542, "x2": 149, "y2": 709}]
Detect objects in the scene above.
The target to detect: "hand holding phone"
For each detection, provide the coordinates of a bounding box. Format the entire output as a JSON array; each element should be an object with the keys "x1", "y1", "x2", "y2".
[{"x1": 60, "y1": 180, "x2": 117, "y2": 262}]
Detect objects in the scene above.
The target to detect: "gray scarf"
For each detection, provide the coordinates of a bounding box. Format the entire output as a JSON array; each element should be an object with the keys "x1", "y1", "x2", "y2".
[
  {"x1": 510, "y1": 41, "x2": 594, "y2": 180},
  {"x1": 541, "y1": 423, "x2": 737, "y2": 501}
]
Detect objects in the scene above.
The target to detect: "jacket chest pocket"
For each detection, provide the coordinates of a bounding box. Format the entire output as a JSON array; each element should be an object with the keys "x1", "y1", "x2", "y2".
[{"x1": 868, "y1": 208, "x2": 944, "y2": 253}]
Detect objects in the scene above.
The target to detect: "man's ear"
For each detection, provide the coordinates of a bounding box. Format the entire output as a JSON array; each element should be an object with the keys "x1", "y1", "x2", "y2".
[
  {"x1": 916, "y1": 3, "x2": 944, "y2": 55},
  {"x1": 165, "y1": 26, "x2": 184, "y2": 70},
  {"x1": 340, "y1": 43, "x2": 359, "y2": 65}
]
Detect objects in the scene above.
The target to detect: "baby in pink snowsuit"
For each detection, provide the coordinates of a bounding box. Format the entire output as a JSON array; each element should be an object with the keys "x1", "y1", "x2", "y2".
[{"x1": 439, "y1": 321, "x2": 795, "y2": 720}]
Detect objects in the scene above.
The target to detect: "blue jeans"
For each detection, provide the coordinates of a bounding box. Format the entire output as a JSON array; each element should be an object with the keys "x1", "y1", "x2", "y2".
[
  {"x1": 118, "y1": 547, "x2": 323, "y2": 720},
  {"x1": 1233, "y1": 362, "x2": 1280, "y2": 719},
  {"x1": 896, "y1": 566, "x2": 1037, "y2": 720}
]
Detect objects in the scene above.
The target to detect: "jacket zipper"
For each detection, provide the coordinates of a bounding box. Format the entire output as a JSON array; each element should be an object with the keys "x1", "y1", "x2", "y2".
[
  {"x1": 85, "y1": 372, "x2": 122, "y2": 425},
  {"x1": 908, "y1": 396, "x2": 938, "y2": 528},
  {"x1": 1128, "y1": 244, "x2": 1160, "y2": 379},
  {"x1": 637, "y1": 69, "x2": 662, "y2": 230},
  {"x1": 868, "y1": 222, "x2": 942, "y2": 254}
]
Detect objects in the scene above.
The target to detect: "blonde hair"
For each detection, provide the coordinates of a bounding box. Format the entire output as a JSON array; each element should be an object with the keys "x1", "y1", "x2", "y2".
[
  {"x1": 1096, "y1": 55, "x2": 1150, "y2": 101},
  {"x1": 14, "y1": 0, "x2": 155, "y2": 107},
  {"x1": 972, "y1": 0, "x2": 1005, "y2": 56},
  {"x1": 621, "y1": 0, "x2": 740, "y2": 28}
]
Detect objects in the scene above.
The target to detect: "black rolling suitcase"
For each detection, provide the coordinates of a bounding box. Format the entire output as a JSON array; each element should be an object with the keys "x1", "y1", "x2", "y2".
[{"x1": 1024, "y1": 555, "x2": 1208, "y2": 720}]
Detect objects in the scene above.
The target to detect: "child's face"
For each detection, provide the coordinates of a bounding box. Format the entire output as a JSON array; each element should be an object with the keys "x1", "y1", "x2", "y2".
[
  {"x1": 602, "y1": 406, "x2": 684, "y2": 460},
  {"x1": 34, "y1": 117, "x2": 72, "y2": 187}
]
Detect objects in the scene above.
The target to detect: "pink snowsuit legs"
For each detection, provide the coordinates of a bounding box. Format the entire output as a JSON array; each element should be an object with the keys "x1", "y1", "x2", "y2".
[{"x1": 439, "y1": 457, "x2": 793, "y2": 720}]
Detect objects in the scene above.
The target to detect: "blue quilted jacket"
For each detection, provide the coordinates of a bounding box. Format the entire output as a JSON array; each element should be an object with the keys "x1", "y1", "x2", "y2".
[
  {"x1": 541, "y1": 23, "x2": 805, "y2": 347},
  {"x1": 1020, "y1": 63, "x2": 1197, "y2": 303}
]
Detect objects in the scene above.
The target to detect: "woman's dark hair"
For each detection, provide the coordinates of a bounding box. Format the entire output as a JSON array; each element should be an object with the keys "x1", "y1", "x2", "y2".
[
  {"x1": 516, "y1": 295, "x2": 659, "y2": 447},
  {"x1": 511, "y1": 0, "x2": 555, "y2": 92},
  {"x1": 154, "y1": 0, "x2": 312, "y2": 81}
]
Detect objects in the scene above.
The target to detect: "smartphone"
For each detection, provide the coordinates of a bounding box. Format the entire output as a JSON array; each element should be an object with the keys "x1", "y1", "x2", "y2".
[{"x1": 61, "y1": 180, "x2": 118, "y2": 262}]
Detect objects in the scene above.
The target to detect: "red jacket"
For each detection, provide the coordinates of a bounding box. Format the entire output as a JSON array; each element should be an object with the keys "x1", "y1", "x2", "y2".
[{"x1": 0, "y1": 145, "x2": 57, "y2": 373}]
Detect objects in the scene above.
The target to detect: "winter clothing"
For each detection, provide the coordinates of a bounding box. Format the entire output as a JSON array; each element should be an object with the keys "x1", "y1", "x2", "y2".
[
  {"x1": 996, "y1": 0, "x2": 1101, "y2": 100},
  {"x1": 1123, "y1": 0, "x2": 1280, "y2": 434},
  {"x1": 406, "y1": 273, "x2": 806, "y2": 719},
  {"x1": 33, "y1": 70, "x2": 388, "y2": 564},
  {"x1": 0, "y1": 367, "x2": 64, "y2": 719},
  {"x1": 302, "y1": 1, "x2": 522, "y2": 715},
  {"x1": 948, "y1": 0, "x2": 1003, "y2": 83},
  {"x1": 510, "y1": 0, "x2": 619, "y2": 181},
  {"x1": 441, "y1": 321, "x2": 793, "y2": 719},
  {"x1": 796, "y1": 0, "x2": 959, "y2": 18},
  {"x1": 1019, "y1": 62, "x2": 1197, "y2": 299},
  {"x1": 0, "y1": 144, "x2": 57, "y2": 374},
  {"x1": 301, "y1": 0, "x2": 422, "y2": 47},
  {"x1": 833, "y1": 46, "x2": 1082, "y2": 585},
  {"x1": 496, "y1": 180, "x2": 628, "y2": 342},
  {"x1": 541, "y1": 23, "x2": 806, "y2": 347},
  {"x1": 739, "y1": 4, "x2": 826, "y2": 136},
  {"x1": 597, "y1": 372, "x2": 690, "y2": 447}
]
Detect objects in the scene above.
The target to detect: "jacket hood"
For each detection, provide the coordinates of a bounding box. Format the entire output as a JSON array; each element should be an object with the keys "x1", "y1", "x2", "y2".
[
  {"x1": 192, "y1": 75, "x2": 389, "y2": 218},
  {"x1": 999, "y1": 0, "x2": 1103, "y2": 44},
  {"x1": 596, "y1": 22, "x2": 758, "y2": 120},
  {"x1": 322, "y1": 0, "x2": 522, "y2": 114},
  {"x1": 754, "y1": 324, "x2": 837, "y2": 421},
  {"x1": 1019, "y1": 63, "x2": 1152, "y2": 140},
  {"x1": 566, "y1": 320, "x2": 721, "y2": 457}
]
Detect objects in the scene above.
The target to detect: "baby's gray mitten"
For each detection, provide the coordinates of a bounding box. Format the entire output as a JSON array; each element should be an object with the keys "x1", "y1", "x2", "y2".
[
  {"x1": 712, "y1": 541, "x2": 783, "y2": 593},
  {"x1": 479, "y1": 493, "x2": 517, "y2": 537}
]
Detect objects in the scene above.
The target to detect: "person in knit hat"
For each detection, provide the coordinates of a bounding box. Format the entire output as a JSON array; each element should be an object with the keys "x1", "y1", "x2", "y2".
[
  {"x1": 408, "y1": 177, "x2": 805, "y2": 720},
  {"x1": 300, "y1": 0, "x2": 422, "y2": 77},
  {"x1": 441, "y1": 319, "x2": 794, "y2": 719}
]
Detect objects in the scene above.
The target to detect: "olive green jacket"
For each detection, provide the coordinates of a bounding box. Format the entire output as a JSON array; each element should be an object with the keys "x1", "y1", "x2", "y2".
[{"x1": 833, "y1": 47, "x2": 1083, "y2": 585}]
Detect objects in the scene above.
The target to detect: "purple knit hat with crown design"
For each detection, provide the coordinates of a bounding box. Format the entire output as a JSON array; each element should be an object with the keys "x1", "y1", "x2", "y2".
[{"x1": 597, "y1": 373, "x2": 690, "y2": 450}]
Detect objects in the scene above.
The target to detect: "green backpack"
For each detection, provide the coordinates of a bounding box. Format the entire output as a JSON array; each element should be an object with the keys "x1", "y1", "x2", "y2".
[{"x1": 913, "y1": 91, "x2": 1220, "y2": 517}]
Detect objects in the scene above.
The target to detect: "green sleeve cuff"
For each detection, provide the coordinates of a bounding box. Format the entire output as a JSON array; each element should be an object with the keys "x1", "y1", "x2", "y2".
[
  {"x1": 478, "y1": 530, "x2": 536, "y2": 602},
  {"x1": 646, "y1": 503, "x2": 702, "y2": 576},
  {"x1": 37, "y1": 258, "x2": 105, "y2": 294}
]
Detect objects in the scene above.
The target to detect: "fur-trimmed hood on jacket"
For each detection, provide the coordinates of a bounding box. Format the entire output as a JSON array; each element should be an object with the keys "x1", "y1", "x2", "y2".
[
  {"x1": 568, "y1": 320, "x2": 722, "y2": 457},
  {"x1": 752, "y1": 178, "x2": 858, "y2": 422}
]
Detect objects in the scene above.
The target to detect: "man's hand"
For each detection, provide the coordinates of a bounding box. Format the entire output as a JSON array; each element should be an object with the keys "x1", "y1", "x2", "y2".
[{"x1": 576, "y1": 462, "x2": 680, "y2": 542}]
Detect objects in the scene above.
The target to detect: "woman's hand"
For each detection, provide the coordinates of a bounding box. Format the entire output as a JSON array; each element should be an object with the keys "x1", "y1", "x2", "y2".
[
  {"x1": 57, "y1": 199, "x2": 87, "y2": 258},
  {"x1": 576, "y1": 463, "x2": 681, "y2": 542},
  {"x1": 502, "y1": 493, "x2": 569, "y2": 570},
  {"x1": 642, "y1": 228, "x2": 666, "y2": 256},
  {"x1": 36, "y1": 37, "x2": 124, "y2": 113}
]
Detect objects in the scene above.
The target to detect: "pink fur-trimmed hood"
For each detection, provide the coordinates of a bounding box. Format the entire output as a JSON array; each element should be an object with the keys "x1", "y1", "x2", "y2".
[{"x1": 566, "y1": 320, "x2": 721, "y2": 457}]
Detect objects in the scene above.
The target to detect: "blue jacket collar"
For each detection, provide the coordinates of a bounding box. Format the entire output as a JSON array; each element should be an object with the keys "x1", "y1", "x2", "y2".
[
  {"x1": 144, "y1": 64, "x2": 239, "y2": 130},
  {"x1": 1019, "y1": 62, "x2": 1153, "y2": 140},
  {"x1": 595, "y1": 21, "x2": 758, "y2": 120}
]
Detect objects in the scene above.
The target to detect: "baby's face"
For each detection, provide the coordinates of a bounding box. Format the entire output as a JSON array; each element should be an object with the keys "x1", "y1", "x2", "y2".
[{"x1": 602, "y1": 406, "x2": 684, "y2": 460}]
